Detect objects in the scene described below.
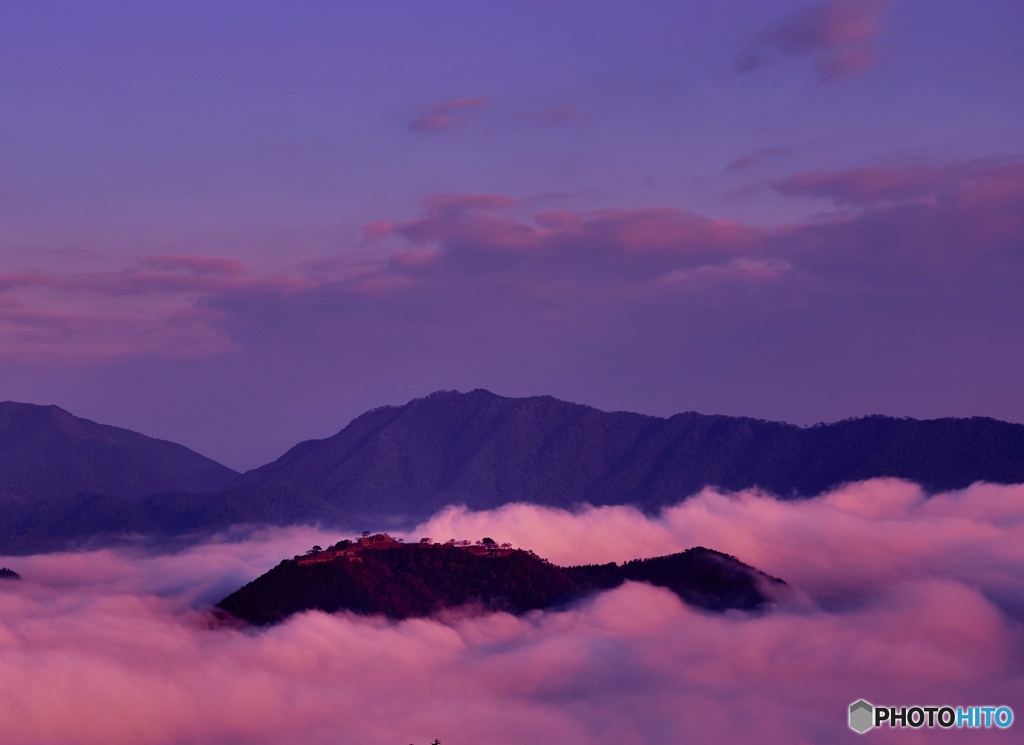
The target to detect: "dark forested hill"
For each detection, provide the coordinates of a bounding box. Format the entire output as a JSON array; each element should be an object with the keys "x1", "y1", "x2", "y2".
[
  {"x1": 225, "y1": 389, "x2": 1024, "y2": 522},
  {"x1": 215, "y1": 535, "x2": 785, "y2": 624},
  {"x1": 0, "y1": 401, "x2": 238, "y2": 500}
]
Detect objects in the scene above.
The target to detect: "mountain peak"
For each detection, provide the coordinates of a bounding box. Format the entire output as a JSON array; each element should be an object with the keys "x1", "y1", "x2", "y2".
[
  {"x1": 0, "y1": 400, "x2": 238, "y2": 501},
  {"x1": 228, "y1": 391, "x2": 1024, "y2": 524}
]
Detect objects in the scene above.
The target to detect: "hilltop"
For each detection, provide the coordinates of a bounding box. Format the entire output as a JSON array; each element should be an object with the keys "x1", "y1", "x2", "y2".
[{"x1": 215, "y1": 533, "x2": 786, "y2": 624}]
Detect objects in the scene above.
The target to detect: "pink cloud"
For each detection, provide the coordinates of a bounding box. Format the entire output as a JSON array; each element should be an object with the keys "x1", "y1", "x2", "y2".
[
  {"x1": 409, "y1": 96, "x2": 491, "y2": 132},
  {"x1": 571, "y1": 207, "x2": 755, "y2": 253},
  {"x1": 408, "y1": 481, "x2": 1024, "y2": 576},
  {"x1": 2, "y1": 481, "x2": 1024, "y2": 744},
  {"x1": 4, "y1": 154, "x2": 1020, "y2": 366},
  {"x1": 738, "y1": 0, "x2": 891, "y2": 82},
  {"x1": 776, "y1": 159, "x2": 1024, "y2": 206},
  {"x1": 369, "y1": 195, "x2": 766, "y2": 278},
  {"x1": 362, "y1": 220, "x2": 396, "y2": 241},
  {"x1": 774, "y1": 158, "x2": 1024, "y2": 274},
  {"x1": 237, "y1": 154, "x2": 1020, "y2": 369},
  {"x1": 0, "y1": 255, "x2": 311, "y2": 363}
]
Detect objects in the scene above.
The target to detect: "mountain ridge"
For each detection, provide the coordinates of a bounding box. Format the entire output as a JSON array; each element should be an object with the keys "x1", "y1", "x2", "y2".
[
  {"x1": 0, "y1": 401, "x2": 239, "y2": 502},
  {"x1": 2, "y1": 389, "x2": 1023, "y2": 553},
  {"x1": 224, "y1": 389, "x2": 1024, "y2": 521}
]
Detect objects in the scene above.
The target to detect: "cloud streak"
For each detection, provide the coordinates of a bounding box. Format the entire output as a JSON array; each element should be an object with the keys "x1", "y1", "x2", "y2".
[
  {"x1": 366, "y1": 196, "x2": 768, "y2": 286},
  {"x1": 776, "y1": 159, "x2": 1024, "y2": 206},
  {"x1": 726, "y1": 147, "x2": 788, "y2": 172},
  {"x1": 0, "y1": 256, "x2": 311, "y2": 362},
  {"x1": 2, "y1": 480, "x2": 1024, "y2": 744},
  {"x1": 409, "y1": 97, "x2": 491, "y2": 132}
]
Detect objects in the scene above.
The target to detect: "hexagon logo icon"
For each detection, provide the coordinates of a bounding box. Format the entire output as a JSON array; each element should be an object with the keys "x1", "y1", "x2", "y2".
[{"x1": 849, "y1": 700, "x2": 874, "y2": 734}]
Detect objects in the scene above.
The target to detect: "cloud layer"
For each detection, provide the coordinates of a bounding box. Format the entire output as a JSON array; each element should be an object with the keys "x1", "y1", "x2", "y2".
[
  {"x1": 4, "y1": 155, "x2": 1019, "y2": 365},
  {"x1": 2, "y1": 480, "x2": 1023, "y2": 744},
  {"x1": 0, "y1": 255, "x2": 311, "y2": 362}
]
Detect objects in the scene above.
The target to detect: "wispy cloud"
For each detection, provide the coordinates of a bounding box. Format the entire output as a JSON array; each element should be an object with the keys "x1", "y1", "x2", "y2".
[
  {"x1": 775, "y1": 158, "x2": 1024, "y2": 206},
  {"x1": 367, "y1": 195, "x2": 765, "y2": 284},
  {"x1": 0, "y1": 256, "x2": 309, "y2": 362},
  {"x1": 773, "y1": 158, "x2": 1024, "y2": 275},
  {"x1": 737, "y1": 0, "x2": 891, "y2": 82},
  {"x1": 409, "y1": 96, "x2": 491, "y2": 132},
  {"x1": 725, "y1": 148, "x2": 788, "y2": 172}
]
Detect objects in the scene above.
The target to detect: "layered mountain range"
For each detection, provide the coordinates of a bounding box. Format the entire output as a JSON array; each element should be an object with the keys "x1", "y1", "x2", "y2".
[{"x1": 2, "y1": 390, "x2": 1023, "y2": 553}]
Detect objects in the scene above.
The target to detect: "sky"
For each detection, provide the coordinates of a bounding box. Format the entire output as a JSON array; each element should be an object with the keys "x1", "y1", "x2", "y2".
[
  {"x1": 2, "y1": 479, "x2": 1023, "y2": 744},
  {"x1": 1, "y1": 0, "x2": 1022, "y2": 470}
]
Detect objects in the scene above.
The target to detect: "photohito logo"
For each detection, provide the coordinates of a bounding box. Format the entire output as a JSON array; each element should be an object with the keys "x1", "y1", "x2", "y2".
[{"x1": 848, "y1": 700, "x2": 1014, "y2": 734}]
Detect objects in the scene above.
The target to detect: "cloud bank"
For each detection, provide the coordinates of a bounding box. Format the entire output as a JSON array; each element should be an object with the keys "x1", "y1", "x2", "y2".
[
  {"x1": 4, "y1": 155, "x2": 1019, "y2": 367},
  {"x1": 2, "y1": 480, "x2": 1023, "y2": 744}
]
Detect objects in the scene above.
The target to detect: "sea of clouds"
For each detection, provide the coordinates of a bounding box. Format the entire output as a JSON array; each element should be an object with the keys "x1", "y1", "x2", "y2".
[{"x1": 2, "y1": 479, "x2": 1023, "y2": 744}]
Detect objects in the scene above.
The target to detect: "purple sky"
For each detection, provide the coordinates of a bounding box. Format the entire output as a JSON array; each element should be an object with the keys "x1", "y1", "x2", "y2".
[{"x1": 1, "y1": 0, "x2": 1022, "y2": 470}]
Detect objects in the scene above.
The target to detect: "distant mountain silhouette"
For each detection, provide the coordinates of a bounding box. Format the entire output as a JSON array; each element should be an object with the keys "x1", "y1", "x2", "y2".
[
  {"x1": 0, "y1": 567, "x2": 20, "y2": 580},
  {"x1": 220, "y1": 389, "x2": 1024, "y2": 523},
  {"x1": 216, "y1": 534, "x2": 785, "y2": 624},
  {"x1": 0, "y1": 401, "x2": 238, "y2": 501},
  {"x1": 2, "y1": 389, "x2": 1023, "y2": 553}
]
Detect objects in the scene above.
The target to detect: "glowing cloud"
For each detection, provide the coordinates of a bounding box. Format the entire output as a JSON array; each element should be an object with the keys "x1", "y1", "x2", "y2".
[{"x1": 2, "y1": 480, "x2": 1023, "y2": 744}]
